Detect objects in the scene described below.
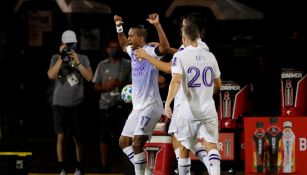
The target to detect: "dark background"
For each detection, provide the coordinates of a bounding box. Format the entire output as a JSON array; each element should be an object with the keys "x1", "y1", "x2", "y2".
[{"x1": 0, "y1": 0, "x2": 305, "y2": 173}]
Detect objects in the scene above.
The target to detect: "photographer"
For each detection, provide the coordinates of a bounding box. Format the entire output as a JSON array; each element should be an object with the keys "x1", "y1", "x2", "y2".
[{"x1": 47, "y1": 30, "x2": 93, "y2": 175}]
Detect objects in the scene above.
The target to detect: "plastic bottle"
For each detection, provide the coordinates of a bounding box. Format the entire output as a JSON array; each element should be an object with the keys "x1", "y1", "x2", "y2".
[
  {"x1": 265, "y1": 117, "x2": 283, "y2": 173},
  {"x1": 222, "y1": 91, "x2": 232, "y2": 118},
  {"x1": 282, "y1": 121, "x2": 295, "y2": 173},
  {"x1": 252, "y1": 122, "x2": 267, "y2": 173}
]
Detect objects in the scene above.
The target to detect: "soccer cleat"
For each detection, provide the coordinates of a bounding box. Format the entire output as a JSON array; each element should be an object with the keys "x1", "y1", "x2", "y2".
[
  {"x1": 74, "y1": 169, "x2": 82, "y2": 175},
  {"x1": 228, "y1": 168, "x2": 235, "y2": 174},
  {"x1": 59, "y1": 169, "x2": 66, "y2": 175}
]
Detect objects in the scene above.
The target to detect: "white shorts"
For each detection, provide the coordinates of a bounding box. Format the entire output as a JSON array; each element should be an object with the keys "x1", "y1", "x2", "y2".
[
  {"x1": 167, "y1": 104, "x2": 179, "y2": 135},
  {"x1": 175, "y1": 116, "x2": 219, "y2": 150},
  {"x1": 121, "y1": 102, "x2": 162, "y2": 137}
]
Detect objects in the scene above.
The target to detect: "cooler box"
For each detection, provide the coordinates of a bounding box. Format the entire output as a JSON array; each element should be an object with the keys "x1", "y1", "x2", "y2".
[
  {"x1": 144, "y1": 136, "x2": 176, "y2": 175},
  {"x1": 152, "y1": 115, "x2": 170, "y2": 136}
]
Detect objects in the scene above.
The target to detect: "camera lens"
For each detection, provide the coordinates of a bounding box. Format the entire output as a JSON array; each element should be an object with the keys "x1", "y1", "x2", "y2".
[{"x1": 61, "y1": 47, "x2": 72, "y2": 61}]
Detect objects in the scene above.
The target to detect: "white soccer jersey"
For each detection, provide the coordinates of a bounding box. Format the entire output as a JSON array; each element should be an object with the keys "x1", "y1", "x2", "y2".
[
  {"x1": 171, "y1": 45, "x2": 220, "y2": 119},
  {"x1": 174, "y1": 39, "x2": 209, "y2": 107},
  {"x1": 126, "y1": 44, "x2": 163, "y2": 110},
  {"x1": 168, "y1": 39, "x2": 210, "y2": 135}
]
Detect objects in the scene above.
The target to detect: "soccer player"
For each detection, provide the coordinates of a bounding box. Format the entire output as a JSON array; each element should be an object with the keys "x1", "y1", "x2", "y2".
[
  {"x1": 135, "y1": 13, "x2": 214, "y2": 173},
  {"x1": 114, "y1": 13, "x2": 170, "y2": 175},
  {"x1": 164, "y1": 23, "x2": 221, "y2": 175}
]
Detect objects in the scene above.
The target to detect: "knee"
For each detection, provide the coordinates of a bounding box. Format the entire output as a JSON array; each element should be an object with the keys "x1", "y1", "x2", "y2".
[
  {"x1": 57, "y1": 133, "x2": 64, "y2": 143},
  {"x1": 132, "y1": 141, "x2": 142, "y2": 151},
  {"x1": 132, "y1": 136, "x2": 147, "y2": 152},
  {"x1": 206, "y1": 142, "x2": 218, "y2": 152},
  {"x1": 171, "y1": 136, "x2": 180, "y2": 149},
  {"x1": 119, "y1": 136, "x2": 131, "y2": 149},
  {"x1": 179, "y1": 145, "x2": 190, "y2": 158},
  {"x1": 73, "y1": 136, "x2": 83, "y2": 145}
]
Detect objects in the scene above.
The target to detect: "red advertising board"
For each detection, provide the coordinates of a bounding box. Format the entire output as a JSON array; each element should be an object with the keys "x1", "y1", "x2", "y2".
[
  {"x1": 280, "y1": 70, "x2": 307, "y2": 116},
  {"x1": 244, "y1": 117, "x2": 307, "y2": 174},
  {"x1": 218, "y1": 133, "x2": 235, "y2": 160}
]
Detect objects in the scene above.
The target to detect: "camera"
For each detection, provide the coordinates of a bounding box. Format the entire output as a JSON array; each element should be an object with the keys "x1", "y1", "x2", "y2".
[
  {"x1": 61, "y1": 46, "x2": 73, "y2": 60},
  {"x1": 58, "y1": 46, "x2": 77, "y2": 84}
]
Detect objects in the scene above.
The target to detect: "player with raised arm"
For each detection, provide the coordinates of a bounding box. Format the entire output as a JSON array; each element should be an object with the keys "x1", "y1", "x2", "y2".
[
  {"x1": 114, "y1": 13, "x2": 170, "y2": 175},
  {"x1": 135, "y1": 13, "x2": 215, "y2": 174}
]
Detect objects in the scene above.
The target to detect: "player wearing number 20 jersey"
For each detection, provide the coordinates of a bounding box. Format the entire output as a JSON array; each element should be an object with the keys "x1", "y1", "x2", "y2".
[
  {"x1": 171, "y1": 45, "x2": 221, "y2": 144},
  {"x1": 172, "y1": 45, "x2": 220, "y2": 120},
  {"x1": 168, "y1": 39, "x2": 209, "y2": 135}
]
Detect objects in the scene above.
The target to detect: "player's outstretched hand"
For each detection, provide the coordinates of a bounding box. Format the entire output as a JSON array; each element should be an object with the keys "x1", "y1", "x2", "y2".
[
  {"x1": 134, "y1": 48, "x2": 150, "y2": 60},
  {"x1": 147, "y1": 13, "x2": 160, "y2": 25},
  {"x1": 114, "y1": 15, "x2": 123, "y2": 26}
]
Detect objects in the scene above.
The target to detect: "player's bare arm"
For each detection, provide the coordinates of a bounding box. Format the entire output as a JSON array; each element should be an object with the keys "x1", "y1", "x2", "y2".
[
  {"x1": 213, "y1": 77, "x2": 222, "y2": 94},
  {"x1": 165, "y1": 73, "x2": 182, "y2": 118},
  {"x1": 147, "y1": 13, "x2": 170, "y2": 54},
  {"x1": 134, "y1": 48, "x2": 172, "y2": 74},
  {"x1": 166, "y1": 47, "x2": 179, "y2": 55},
  {"x1": 114, "y1": 15, "x2": 128, "y2": 53}
]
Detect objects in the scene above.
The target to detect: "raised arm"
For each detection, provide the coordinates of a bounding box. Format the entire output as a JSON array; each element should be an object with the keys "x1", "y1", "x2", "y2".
[
  {"x1": 114, "y1": 15, "x2": 129, "y2": 53},
  {"x1": 147, "y1": 13, "x2": 170, "y2": 54},
  {"x1": 70, "y1": 51, "x2": 93, "y2": 82},
  {"x1": 47, "y1": 44, "x2": 66, "y2": 79},
  {"x1": 166, "y1": 47, "x2": 179, "y2": 55},
  {"x1": 47, "y1": 56, "x2": 62, "y2": 79}
]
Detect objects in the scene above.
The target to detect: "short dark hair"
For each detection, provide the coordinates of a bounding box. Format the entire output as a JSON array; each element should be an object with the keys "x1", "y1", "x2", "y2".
[
  {"x1": 131, "y1": 24, "x2": 148, "y2": 42},
  {"x1": 184, "y1": 13, "x2": 207, "y2": 37},
  {"x1": 182, "y1": 24, "x2": 199, "y2": 42}
]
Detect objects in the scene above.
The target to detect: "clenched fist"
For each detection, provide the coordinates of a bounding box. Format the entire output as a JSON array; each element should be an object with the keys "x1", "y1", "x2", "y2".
[{"x1": 114, "y1": 15, "x2": 123, "y2": 26}]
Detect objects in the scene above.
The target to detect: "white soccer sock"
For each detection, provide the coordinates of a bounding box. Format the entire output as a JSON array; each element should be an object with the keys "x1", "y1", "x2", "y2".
[
  {"x1": 134, "y1": 152, "x2": 146, "y2": 175},
  {"x1": 123, "y1": 146, "x2": 134, "y2": 164},
  {"x1": 208, "y1": 149, "x2": 221, "y2": 175},
  {"x1": 190, "y1": 143, "x2": 210, "y2": 172},
  {"x1": 178, "y1": 158, "x2": 191, "y2": 175}
]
